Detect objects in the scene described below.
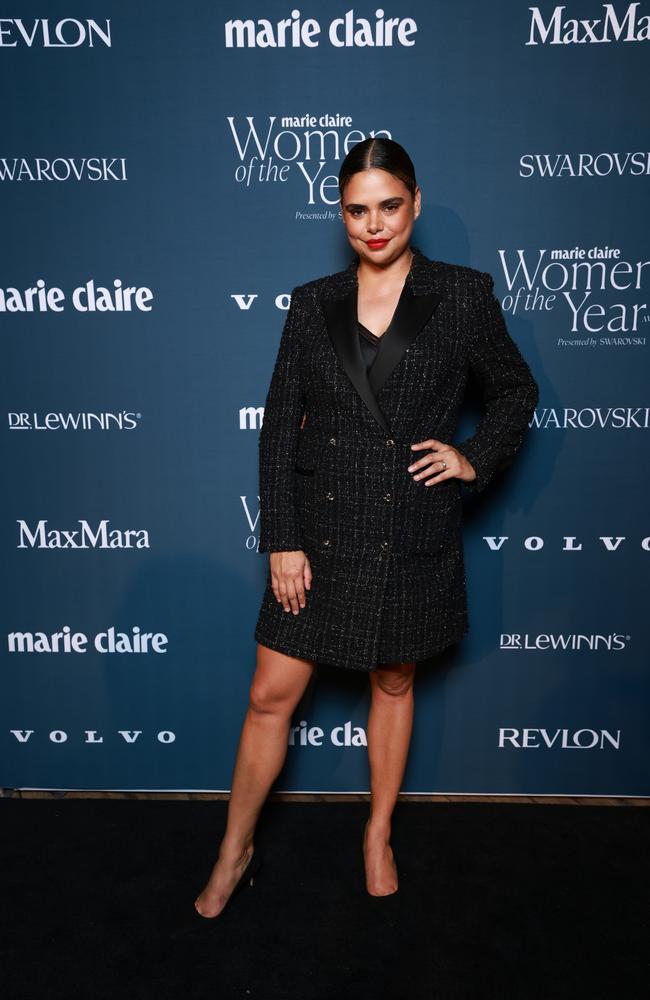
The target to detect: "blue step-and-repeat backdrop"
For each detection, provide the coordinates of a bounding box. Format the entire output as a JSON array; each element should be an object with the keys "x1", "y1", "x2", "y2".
[{"x1": 2, "y1": 2, "x2": 648, "y2": 795}]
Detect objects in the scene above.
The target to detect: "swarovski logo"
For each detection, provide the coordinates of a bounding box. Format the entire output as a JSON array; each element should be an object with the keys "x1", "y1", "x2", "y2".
[
  {"x1": 531, "y1": 407, "x2": 650, "y2": 429},
  {"x1": 0, "y1": 158, "x2": 127, "y2": 182},
  {"x1": 499, "y1": 728, "x2": 621, "y2": 749},
  {"x1": 526, "y1": 4, "x2": 650, "y2": 45},
  {"x1": 16, "y1": 520, "x2": 150, "y2": 549},
  {"x1": 0, "y1": 18, "x2": 111, "y2": 47}
]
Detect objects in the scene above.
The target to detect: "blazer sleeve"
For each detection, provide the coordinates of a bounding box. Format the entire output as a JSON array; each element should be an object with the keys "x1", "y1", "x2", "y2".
[
  {"x1": 454, "y1": 271, "x2": 539, "y2": 495},
  {"x1": 257, "y1": 284, "x2": 307, "y2": 553}
]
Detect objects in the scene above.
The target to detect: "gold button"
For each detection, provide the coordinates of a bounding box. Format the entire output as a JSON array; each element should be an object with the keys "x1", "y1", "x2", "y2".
[
  {"x1": 384, "y1": 493, "x2": 392, "y2": 502},
  {"x1": 385, "y1": 438, "x2": 395, "y2": 447},
  {"x1": 380, "y1": 540, "x2": 389, "y2": 551},
  {"x1": 323, "y1": 538, "x2": 331, "y2": 546},
  {"x1": 329, "y1": 437, "x2": 337, "y2": 446},
  {"x1": 325, "y1": 491, "x2": 334, "y2": 501}
]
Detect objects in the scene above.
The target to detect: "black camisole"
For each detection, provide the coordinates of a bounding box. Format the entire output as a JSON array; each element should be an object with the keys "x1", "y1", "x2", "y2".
[{"x1": 357, "y1": 320, "x2": 385, "y2": 374}]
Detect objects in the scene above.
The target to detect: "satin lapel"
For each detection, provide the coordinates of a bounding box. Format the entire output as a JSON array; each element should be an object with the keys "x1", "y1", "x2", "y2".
[
  {"x1": 320, "y1": 246, "x2": 444, "y2": 435},
  {"x1": 321, "y1": 290, "x2": 391, "y2": 434},
  {"x1": 369, "y1": 286, "x2": 442, "y2": 395}
]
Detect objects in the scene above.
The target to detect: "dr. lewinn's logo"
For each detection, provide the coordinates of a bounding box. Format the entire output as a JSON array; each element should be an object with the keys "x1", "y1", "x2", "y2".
[
  {"x1": 500, "y1": 633, "x2": 630, "y2": 650},
  {"x1": 526, "y1": 4, "x2": 650, "y2": 45}
]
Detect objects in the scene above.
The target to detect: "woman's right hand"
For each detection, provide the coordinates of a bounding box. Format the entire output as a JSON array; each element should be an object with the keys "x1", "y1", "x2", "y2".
[{"x1": 269, "y1": 550, "x2": 312, "y2": 614}]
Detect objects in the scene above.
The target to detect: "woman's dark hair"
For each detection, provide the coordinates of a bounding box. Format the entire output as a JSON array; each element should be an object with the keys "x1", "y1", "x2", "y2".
[{"x1": 338, "y1": 137, "x2": 417, "y2": 200}]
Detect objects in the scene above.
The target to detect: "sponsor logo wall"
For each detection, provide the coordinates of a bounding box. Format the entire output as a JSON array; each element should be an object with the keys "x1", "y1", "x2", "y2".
[{"x1": 2, "y1": 1, "x2": 647, "y2": 795}]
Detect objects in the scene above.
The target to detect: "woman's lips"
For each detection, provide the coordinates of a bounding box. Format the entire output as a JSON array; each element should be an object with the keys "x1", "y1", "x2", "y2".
[{"x1": 366, "y1": 239, "x2": 389, "y2": 249}]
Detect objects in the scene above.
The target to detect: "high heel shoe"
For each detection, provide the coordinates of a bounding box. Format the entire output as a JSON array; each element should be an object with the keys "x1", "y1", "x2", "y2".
[
  {"x1": 194, "y1": 848, "x2": 263, "y2": 920},
  {"x1": 363, "y1": 821, "x2": 399, "y2": 898}
]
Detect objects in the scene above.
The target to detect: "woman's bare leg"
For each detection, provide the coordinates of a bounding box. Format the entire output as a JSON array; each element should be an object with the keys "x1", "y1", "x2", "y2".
[
  {"x1": 364, "y1": 661, "x2": 416, "y2": 895},
  {"x1": 194, "y1": 643, "x2": 315, "y2": 916}
]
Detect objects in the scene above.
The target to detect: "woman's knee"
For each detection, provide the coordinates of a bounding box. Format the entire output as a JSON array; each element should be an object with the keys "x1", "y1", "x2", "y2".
[
  {"x1": 371, "y1": 662, "x2": 416, "y2": 697},
  {"x1": 248, "y1": 676, "x2": 295, "y2": 717},
  {"x1": 248, "y1": 651, "x2": 314, "y2": 717}
]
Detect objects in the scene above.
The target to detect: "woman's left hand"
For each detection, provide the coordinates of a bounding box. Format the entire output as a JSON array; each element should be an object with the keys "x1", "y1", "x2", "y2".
[{"x1": 407, "y1": 438, "x2": 477, "y2": 486}]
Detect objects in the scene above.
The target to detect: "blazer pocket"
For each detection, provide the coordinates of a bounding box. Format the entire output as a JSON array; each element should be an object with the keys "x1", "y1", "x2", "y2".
[{"x1": 294, "y1": 428, "x2": 325, "y2": 476}]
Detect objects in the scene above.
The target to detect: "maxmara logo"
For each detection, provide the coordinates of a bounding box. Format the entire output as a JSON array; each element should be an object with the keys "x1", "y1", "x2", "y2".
[
  {"x1": 16, "y1": 520, "x2": 150, "y2": 549},
  {"x1": 526, "y1": 4, "x2": 650, "y2": 45},
  {"x1": 0, "y1": 18, "x2": 111, "y2": 47},
  {"x1": 499, "y1": 728, "x2": 621, "y2": 750},
  {"x1": 500, "y1": 633, "x2": 630, "y2": 651},
  {"x1": 225, "y1": 9, "x2": 417, "y2": 48}
]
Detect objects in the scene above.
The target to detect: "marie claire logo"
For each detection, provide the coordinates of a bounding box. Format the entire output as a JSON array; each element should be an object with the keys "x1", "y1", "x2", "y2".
[
  {"x1": 484, "y1": 536, "x2": 650, "y2": 551},
  {"x1": 289, "y1": 719, "x2": 367, "y2": 747},
  {"x1": 0, "y1": 158, "x2": 127, "y2": 182},
  {"x1": 225, "y1": 10, "x2": 417, "y2": 48},
  {"x1": 532, "y1": 407, "x2": 650, "y2": 429},
  {"x1": 500, "y1": 633, "x2": 630, "y2": 651},
  {"x1": 8, "y1": 626, "x2": 168, "y2": 654},
  {"x1": 8, "y1": 411, "x2": 142, "y2": 431},
  {"x1": 526, "y1": 4, "x2": 650, "y2": 45},
  {"x1": 499, "y1": 728, "x2": 621, "y2": 749},
  {"x1": 240, "y1": 406, "x2": 264, "y2": 430},
  {"x1": 227, "y1": 115, "x2": 395, "y2": 205},
  {"x1": 10, "y1": 730, "x2": 175, "y2": 743},
  {"x1": 496, "y1": 247, "x2": 648, "y2": 347},
  {"x1": 0, "y1": 279, "x2": 153, "y2": 313},
  {"x1": 0, "y1": 18, "x2": 111, "y2": 47},
  {"x1": 16, "y1": 520, "x2": 150, "y2": 549}
]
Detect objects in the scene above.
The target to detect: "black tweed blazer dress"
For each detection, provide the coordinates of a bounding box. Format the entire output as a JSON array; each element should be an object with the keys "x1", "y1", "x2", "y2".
[{"x1": 254, "y1": 245, "x2": 539, "y2": 671}]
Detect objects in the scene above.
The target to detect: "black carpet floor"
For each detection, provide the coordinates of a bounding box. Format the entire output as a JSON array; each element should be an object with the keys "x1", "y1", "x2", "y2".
[{"x1": 1, "y1": 799, "x2": 648, "y2": 1000}]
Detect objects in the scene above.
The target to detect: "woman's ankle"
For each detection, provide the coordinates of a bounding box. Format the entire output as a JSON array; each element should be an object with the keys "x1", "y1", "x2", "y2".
[
  {"x1": 365, "y1": 816, "x2": 392, "y2": 841},
  {"x1": 218, "y1": 837, "x2": 254, "y2": 864}
]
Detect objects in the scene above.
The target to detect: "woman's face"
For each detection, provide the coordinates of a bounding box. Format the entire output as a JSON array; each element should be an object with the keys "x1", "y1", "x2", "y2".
[{"x1": 340, "y1": 167, "x2": 420, "y2": 267}]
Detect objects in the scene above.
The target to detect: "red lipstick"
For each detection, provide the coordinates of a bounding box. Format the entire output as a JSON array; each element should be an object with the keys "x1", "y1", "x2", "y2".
[{"x1": 366, "y1": 239, "x2": 389, "y2": 250}]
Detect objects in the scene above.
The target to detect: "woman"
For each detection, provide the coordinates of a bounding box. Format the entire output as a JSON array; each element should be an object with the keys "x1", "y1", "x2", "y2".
[{"x1": 194, "y1": 137, "x2": 539, "y2": 916}]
